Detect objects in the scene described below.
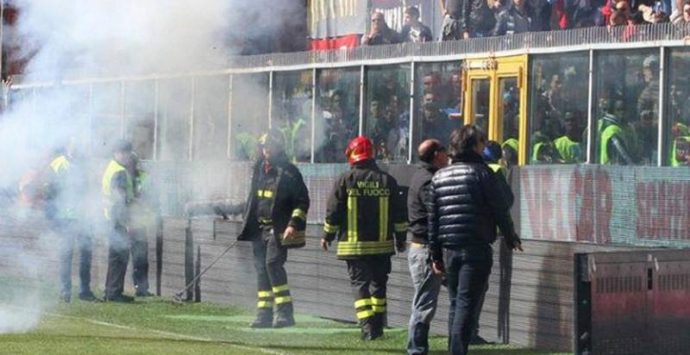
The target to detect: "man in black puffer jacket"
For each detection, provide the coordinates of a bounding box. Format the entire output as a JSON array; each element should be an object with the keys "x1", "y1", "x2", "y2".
[{"x1": 428, "y1": 125, "x2": 522, "y2": 355}]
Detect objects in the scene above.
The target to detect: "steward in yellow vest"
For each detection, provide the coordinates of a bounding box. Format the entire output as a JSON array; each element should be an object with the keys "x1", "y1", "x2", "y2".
[{"x1": 101, "y1": 140, "x2": 135, "y2": 302}]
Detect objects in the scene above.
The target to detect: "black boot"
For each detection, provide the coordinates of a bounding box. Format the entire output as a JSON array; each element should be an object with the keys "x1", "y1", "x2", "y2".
[
  {"x1": 273, "y1": 302, "x2": 295, "y2": 328},
  {"x1": 250, "y1": 308, "x2": 273, "y2": 328},
  {"x1": 360, "y1": 317, "x2": 375, "y2": 341},
  {"x1": 371, "y1": 313, "x2": 385, "y2": 340}
]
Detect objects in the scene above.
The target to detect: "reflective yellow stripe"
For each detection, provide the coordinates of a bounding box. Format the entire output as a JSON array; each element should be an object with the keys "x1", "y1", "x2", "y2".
[
  {"x1": 324, "y1": 222, "x2": 340, "y2": 234},
  {"x1": 257, "y1": 301, "x2": 273, "y2": 308},
  {"x1": 257, "y1": 190, "x2": 274, "y2": 198},
  {"x1": 356, "y1": 310, "x2": 375, "y2": 320},
  {"x1": 347, "y1": 196, "x2": 357, "y2": 242},
  {"x1": 379, "y1": 196, "x2": 388, "y2": 242},
  {"x1": 291, "y1": 208, "x2": 306, "y2": 220},
  {"x1": 50, "y1": 155, "x2": 69, "y2": 173},
  {"x1": 372, "y1": 305, "x2": 387, "y2": 313},
  {"x1": 101, "y1": 159, "x2": 134, "y2": 219},
  {"x1": 336, "y1": 240, "x2": 395, "y2": 257},
  {"x1": 257, "y1": 291, "x2": 273, "y2": 298},
  {"x1": 272, "y1": 284, "x2": 289, "y2": 294},
  {"x1": 354, "y1": 299, "x2": 372, "y2": 308},
  {"x1": 370, "y1": 297, "x2": 386, "y2": 305},
  {"x1": 394, "y1": 222, "x2": 408, "y2": 233},
  {"x1": 274, "y1": 296, "x2": 293, "y2": 304}
]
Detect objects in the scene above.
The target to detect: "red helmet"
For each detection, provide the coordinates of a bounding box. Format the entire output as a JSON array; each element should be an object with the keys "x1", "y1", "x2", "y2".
[{"x1": 345, "y1": 136, "x2": 374, "y2": 165}]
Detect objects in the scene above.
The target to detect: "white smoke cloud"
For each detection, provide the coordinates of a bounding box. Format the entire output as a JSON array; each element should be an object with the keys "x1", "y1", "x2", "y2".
[
  {"x1": 13, "y1": 0, "x2": 232, "y2": 77},
  {"x1": 0, "y1": 0, "x2": 306, "y2": 334}
]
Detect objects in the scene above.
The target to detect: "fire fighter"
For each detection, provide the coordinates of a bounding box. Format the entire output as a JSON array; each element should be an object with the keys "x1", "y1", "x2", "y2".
[
  {"x1": 187, "y1": 129, "x2": 309, "y2": 328},
  {"x1": 320, "y1": 135, "x2": 407, "y2": 340}
]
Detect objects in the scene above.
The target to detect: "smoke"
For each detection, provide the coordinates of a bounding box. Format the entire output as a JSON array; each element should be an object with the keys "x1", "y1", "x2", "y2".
[{"x1": 0, "y1": 0, "x2": 307, "y2": 334}]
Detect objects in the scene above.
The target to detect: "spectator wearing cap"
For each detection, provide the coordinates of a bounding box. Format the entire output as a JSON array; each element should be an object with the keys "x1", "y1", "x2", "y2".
[
  {"x1": 101, "y1": 140, "x2": 136, "y2": 302},
  {"x1": 401, "y1": 6, "x2": 433, "y2": 43},
  {"x1": 362, "y1": 12, "x2": 401, "y2": 46}
]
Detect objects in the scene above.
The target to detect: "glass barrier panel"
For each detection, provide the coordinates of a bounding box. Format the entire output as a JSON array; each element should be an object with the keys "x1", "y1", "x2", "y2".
[
  {"x1": 271, "y1": 70, "x2": 313, "y2": 163},
  {"x1": 231, "y1": 74, "x2": 269, "y2": 161},
  {"x1": 498, "y1": 76, "x2": 521, "y2": 166},
  {"x1": 315, "y1": 68, "x2": 360, "y2": 163},
  {"x1": 413, "y1": 62, "x2": 463, "y2": 156},
  {"x1": 193, "y1": 76, "x2": 229, "y2": 161},
  {"x1": 667, "y1": 48, "x2": 690, "y2": 167},
  {"x1": 124, "y1": 81, "x2": 155, "y2": 160},
  {"x1": 471, "y1": 78, "x2": 490, "y2": 134},
  {"x1": 528, "y1": 52, "x2": 588, "y2": 165},
  {"x1": 594, "y1": 49, "x2": 659, "y2": 165},
  {"x1": 91, "y1": 83, "x2": 123, "y2": 158},
  {"x1": 364, "y1": 64, "x2": 411, "y2": 163},
  {"x1": 156, "y1": 78, "x2": 192, "y2": 161}
]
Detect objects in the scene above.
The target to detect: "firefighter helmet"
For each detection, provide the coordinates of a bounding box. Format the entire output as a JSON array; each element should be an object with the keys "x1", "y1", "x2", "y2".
[
  {"x1": 345, "y1": 136, "x2": 374, "y2": 165},
  {"x1": 258, "y1": 129, "x2": 284, "y2": 151}
]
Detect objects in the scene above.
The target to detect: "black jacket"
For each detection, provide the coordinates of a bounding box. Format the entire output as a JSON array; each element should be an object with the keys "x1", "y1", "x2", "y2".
[
  {"x1": 323, "y1": 160, "x2": 407, "y2": 259},
  {"x1": 237, "y1": 154, "x2": 310, "y2": 242},
  {"x1": 493, "y1": 6, "x2": 534, "y2": 36},
  {"x1": 428, "y1": 150, "x2": 519, "y2": 262},
  {"x1": 463, "y1": 0, "x2": 497, "y2": 34},
  {"x1": 407, "y1": 162, "x2": 438, "y2": 244}
]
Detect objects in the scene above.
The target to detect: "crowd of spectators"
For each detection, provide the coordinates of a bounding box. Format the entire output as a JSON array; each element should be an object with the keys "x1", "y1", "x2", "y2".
[{"x1": 360, "y1": 0, "x2": 690, "y2": 48}]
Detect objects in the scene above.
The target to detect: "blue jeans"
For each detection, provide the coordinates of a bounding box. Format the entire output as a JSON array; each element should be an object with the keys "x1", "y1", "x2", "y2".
[
  {"x1": 445, "y1": 245, "x2": 493, "y2": 355},
  {"x1": 57, "y1": 221, "x2": 93, "y2": 297},
  {"x1": 407, "y1": 244, "x2": 442, "y2": 355}
]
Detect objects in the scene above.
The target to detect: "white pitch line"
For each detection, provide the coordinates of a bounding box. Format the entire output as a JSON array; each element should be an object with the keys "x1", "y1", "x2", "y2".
[{"x1": 41, "y1": 310, "x2": 287, "y2": 355}]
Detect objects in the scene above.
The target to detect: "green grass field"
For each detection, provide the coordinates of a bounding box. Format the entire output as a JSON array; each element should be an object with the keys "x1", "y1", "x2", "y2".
[{"x1": 0, "y1": 293, "x2": 569, "y2": 355}]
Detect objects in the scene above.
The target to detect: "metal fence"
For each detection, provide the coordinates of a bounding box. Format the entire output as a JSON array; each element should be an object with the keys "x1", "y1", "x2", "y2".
[{"x1": 6, "y1": 23, "x2": 690, "y2": 167}]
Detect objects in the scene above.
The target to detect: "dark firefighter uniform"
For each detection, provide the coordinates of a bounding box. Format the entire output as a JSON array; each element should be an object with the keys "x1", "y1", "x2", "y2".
[
  {"x1": 237, "y1": 131, "x2": 310, "y2": 328},
  {"x1": 101, "y1": 141, "x2": 135, "y2": 302},
  {"x1": 322, "y1": 136, "x2": 407, "y2": 340}
]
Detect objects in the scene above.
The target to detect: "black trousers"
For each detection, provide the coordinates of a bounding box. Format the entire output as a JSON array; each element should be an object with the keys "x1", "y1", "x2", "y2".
[
  {"x1": 105, "y1": 225, "x2": 130, "y2": 299},
  {"x1": 130, "y1": 228, "x2": 149, "y2": 293},
  {"x1": 252, "y1": 228, "x2": 292, "y2": 318},
  {"x1": 346, "y1": 255, "x2": 391, "y2": 325},
  {"x1": 445, "y1": 245, "x2": 493, "y2": 355}
]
